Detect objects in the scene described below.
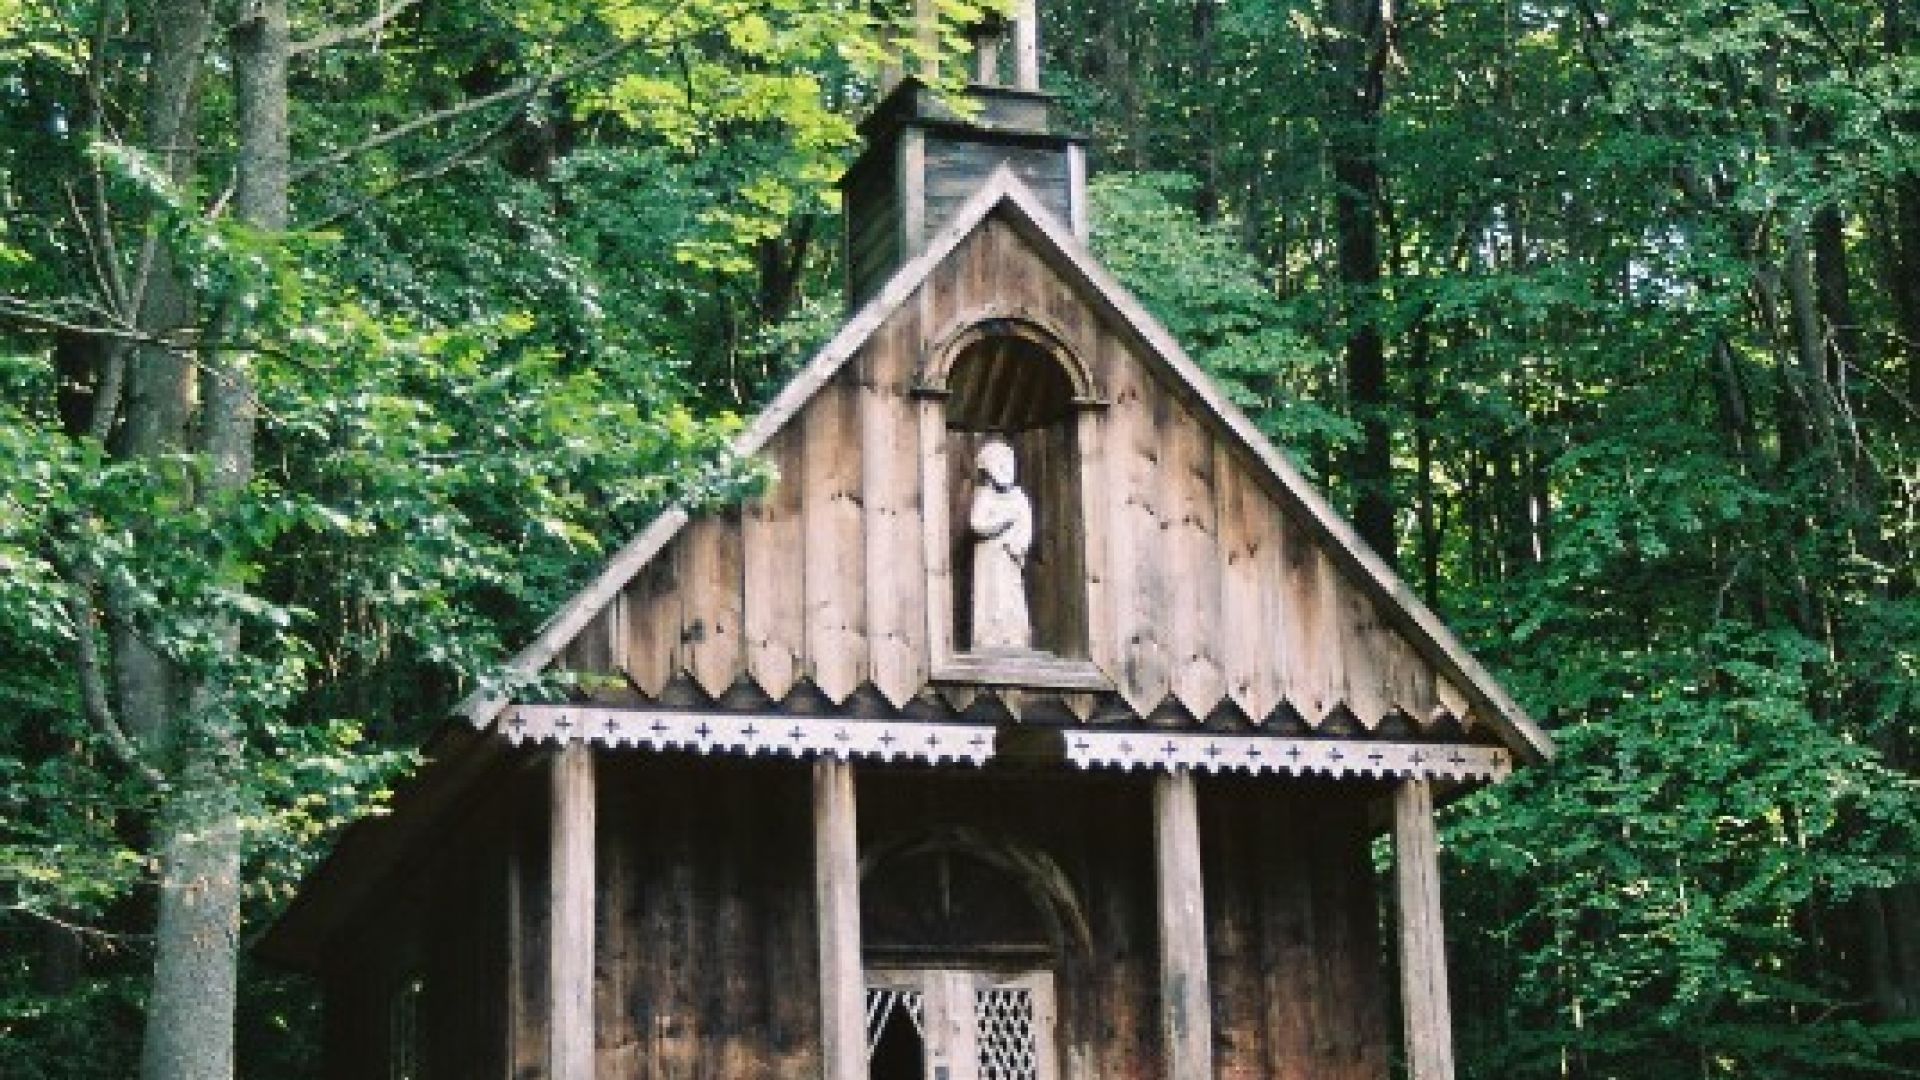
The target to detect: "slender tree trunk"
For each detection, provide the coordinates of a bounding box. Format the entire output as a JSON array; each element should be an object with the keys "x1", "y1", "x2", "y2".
[
  {"x1": 138, "y1": 0, "x2": 284, "y2": 1074},
  {"x1": 1811, "y1": 205, "x2": 1859, "y2": 386},
  {"x1": 1192, "y1": 0, "x2": 1220, "y2": 220},
  {"x1": 112, "y1": 0, "x2": 211, "y2": 750},
  {"x1": 1885, "y1": 0, "x2": 1920, "y2": 405},
  {"x1": 1327, "y1": 0, "x2": 1397, "y2": 564},
  {"x1": 1409, "y1": 312, "x2": 1440, "y2": 606}
]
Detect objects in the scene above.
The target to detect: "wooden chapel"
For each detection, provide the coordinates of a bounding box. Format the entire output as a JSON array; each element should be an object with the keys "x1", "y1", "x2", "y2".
[{"x1": 262, "y1": 7, "x2": 1555, "y2": 1078}]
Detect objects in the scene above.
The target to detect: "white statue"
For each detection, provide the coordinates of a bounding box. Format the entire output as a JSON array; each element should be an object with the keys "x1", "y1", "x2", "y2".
[{"x1": 968, "y1": 439, "x2": 1034, "y2": 650}]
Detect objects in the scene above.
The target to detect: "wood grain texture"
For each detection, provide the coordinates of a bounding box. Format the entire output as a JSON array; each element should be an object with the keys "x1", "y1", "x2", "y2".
[
  {"x1": 1076, "y1": 406, "x2": 1114, "y2": 674},
  {"x1": 1216, "y1": 444, "x2": 1285, "y2": 724},
  {"x1": 682, "y1": 512, "x2": 745, "y2": 700},
  {"x1": 857, "y1": 767, "x2": 1163, "y2": 1080},
  {"x1": 1154, "y1": 770, "x2": 1214, "y2": 1080},
  {"x1": 803, "y1": 375, "x2": 868, "y2": 704},
  {"x1": 508, "y1": 780, "x2": 550, "y2": 1077},
  {"x1": 473, "y1": 196, "x2": 1511, "y2": 736},
  {"x1": 814, "y1": 759, "x2": 865, "y2": 1080},
  {"x1": 919, "y1": 397, "x2": 957, "y2": 667},
  {"x1": 861, "y1": 309, "x2": 929, "y2": 707},
  {"x1": 1395, "y1": 779, "x2": 1457, "y2": 1080},
  {"x1": 1168, "y1": 414, "x2": 1225, "y2": 719},
  {"x1": 1278, "y1": 523, "x2": 1337, "y2": 725},
  {"x1": 593, "y1": 756, "x2": 822, "y2": 1079},
  {"x1": 1200, "y1": 779, "x2": 1392, "y2": 1080},
  {"x1": 620, "y1": 547, "x2": 682, "y2": 699},
  {"x1": 1104, "y1": 328, "x2": 1172, "y2": 716},
  {"x1": 549, "y1": 744, "x2": 596, "y2": 1080},
  {"x1": 744, "y1": 424, "x2": 807, "y2": 701},
  {"x1": 1338, "y1": 572, "x2": 1391, "y2": 730},
  {"x1": 460, "y1": 174, "x2": 1551, "y2": 762}
]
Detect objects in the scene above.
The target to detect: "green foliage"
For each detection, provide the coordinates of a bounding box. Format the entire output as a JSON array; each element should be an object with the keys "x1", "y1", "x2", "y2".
[{"x1": 1089, "y1": 173, "x2": 1355, "y2": 465}]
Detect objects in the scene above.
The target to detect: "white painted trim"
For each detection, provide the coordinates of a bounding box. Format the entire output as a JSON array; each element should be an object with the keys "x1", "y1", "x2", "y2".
[
  {"x1": 1065, "y1": 731, "x2": 1513, "y2": 783},
  {"x1": 504, "y1": 706, "x2": 997, "y2": 765},
  {"x1": 504, "y1": 706, "x2": 1511, "y2": 782}
]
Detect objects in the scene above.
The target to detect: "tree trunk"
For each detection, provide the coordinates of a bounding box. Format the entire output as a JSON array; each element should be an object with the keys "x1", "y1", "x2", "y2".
[
  {"x1": 1885, "y1": 0, "x2": 1920, "y2": 406},
  {"x1": 1326, "y1": 0, "x2": 1396, "y2": 565},
  {"x1": 1191, "y1": 0, "x2": 1220, "y2": 220},
  {"x1": 137, "y1": 0, "x2": 284, "y2": 1073}
]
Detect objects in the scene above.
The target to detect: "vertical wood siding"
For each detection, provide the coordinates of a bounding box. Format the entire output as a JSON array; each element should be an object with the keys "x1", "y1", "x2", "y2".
[{"x1": 569, "y1": 209, "x2": 1476, "y2": 732}]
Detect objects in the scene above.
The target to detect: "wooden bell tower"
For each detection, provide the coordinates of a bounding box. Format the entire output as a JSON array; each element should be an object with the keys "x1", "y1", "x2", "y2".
[{"x1": 842, "y1": 0, "x2": 1088, "y2": 307}]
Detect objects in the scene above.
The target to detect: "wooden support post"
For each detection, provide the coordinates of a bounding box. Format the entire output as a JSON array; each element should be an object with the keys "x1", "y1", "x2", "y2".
[
  {"x1": 815, "y1": 758, "x2": 865, "y2": 1080},
  {"x1": 1014, "y1": 0, "x2": 1040, "y2": 89},
  {"x1": 549, "y1": 744, "x2": 596, "y2": 1080},
  {"x1": 1153, "y1": 769, "x2": 1214, "y2": 1080},
  {"x1": 1394, "y1": 779, "x2": 1457, "y2": 1080}
]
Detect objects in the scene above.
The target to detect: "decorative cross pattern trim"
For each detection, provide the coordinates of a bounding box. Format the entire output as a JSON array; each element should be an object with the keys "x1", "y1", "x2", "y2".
[
  {"x1": 502, "y1": 706, "x2": 996, "y2": 766},
  {"x1": 1063, "y1": 731, "x2": 1512, "y2": 782}
]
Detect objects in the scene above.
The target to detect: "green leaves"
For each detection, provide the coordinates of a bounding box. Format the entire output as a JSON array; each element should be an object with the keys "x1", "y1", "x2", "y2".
[{"x1": 1090, "y1": 173, "x2": 1356, "y2": 463}]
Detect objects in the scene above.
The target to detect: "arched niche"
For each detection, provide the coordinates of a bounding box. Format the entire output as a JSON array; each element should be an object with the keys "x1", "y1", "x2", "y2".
[{"x1": 916, "y1": 316, "x2": 1107, "y2": 685}]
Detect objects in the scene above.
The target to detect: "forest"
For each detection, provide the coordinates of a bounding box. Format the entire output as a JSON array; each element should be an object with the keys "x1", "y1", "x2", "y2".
[{"x1": 0, "y1": 0, "x2": 1917, "y2": 1076}]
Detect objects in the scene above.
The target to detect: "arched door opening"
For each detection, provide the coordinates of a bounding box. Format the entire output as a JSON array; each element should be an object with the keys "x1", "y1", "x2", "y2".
[{"x1": 860, "y1": 833, "x2": 1071, "y2": 1080}]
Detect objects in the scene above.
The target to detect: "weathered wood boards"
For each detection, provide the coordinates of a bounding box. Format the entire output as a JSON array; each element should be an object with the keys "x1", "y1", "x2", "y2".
[
  {"x1": 1153, "y1": 770, "x2": 1215, "y2": 1080},
  {"x1": 560, "y1": 209, "x2": 1474, "y2": 739},
  {"x1": 1395, "y1": 778, "x2": 1458, "y2": 1080},
  {"x1": 549, "y1": 744, "x2": 596, "y2": 1080},
  {"x1": 327, "y1": 756, "x2": 1398, "y2": 1080},
  {"x1": 1200, "y1": 777, "x2": 1390, "y2": 1080},
  {"x1": 593, "y1": 756, "x2": 824, "y2": 1078},
  {"x1": 814, "y1": 759, "x2": 866, "y2": 1080}
]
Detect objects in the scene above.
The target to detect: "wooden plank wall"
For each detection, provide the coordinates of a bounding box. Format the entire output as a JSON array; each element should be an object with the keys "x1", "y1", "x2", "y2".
[
  {"x1": 923, "y1": 138, "x2": 1073, "y2": 241},
  {"x1": 594, "y1": 755, "x2": 824, "y2": 1079},
  {"x1": 843, "y1": 152, "x2": 903, "y2": 308},
  {"x1": 1199, "y1": 777, "x2": 1392, "y2": 1080},
  {"x1": 859, "y1": 768, "x2": 1391, "y2": 1080},
  {"x1": 558, "y1": 211, "x2": 1470, "y2": 731}
]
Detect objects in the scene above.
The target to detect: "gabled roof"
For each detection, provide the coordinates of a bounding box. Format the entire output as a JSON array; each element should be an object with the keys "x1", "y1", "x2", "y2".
[{"x1": 459, "y1": 168, "x2": 1554, "y2": 765}]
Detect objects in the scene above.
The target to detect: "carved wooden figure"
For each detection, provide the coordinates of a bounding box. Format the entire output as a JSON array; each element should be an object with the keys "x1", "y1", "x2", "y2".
[{"x1": 263, "y1": 8, "x2": 1555, "y2": 1079}]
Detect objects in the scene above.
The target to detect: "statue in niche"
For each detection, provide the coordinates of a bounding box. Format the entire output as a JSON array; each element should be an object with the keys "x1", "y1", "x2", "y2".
[{"x1": 968, "y1": 439, "x2": 1034, "y2": 651}]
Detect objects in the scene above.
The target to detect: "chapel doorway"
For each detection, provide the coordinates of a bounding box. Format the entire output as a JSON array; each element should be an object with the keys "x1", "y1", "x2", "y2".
[
  {"x1": 864, "y1": 969, "x2": 1057, "y2": 1080},
  {"x1": 861, "y1": 830, "x2": 1072, "y2": 1080}
]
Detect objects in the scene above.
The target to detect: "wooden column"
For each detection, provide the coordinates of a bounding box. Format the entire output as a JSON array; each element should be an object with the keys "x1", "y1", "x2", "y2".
[
  {"x1": 1153, "y1": 769, "x2": 1214, "y2": 1079},
  {"x1": 549, "y1": 743, "x2": 596, "y2": 1080},
  {"x1": 1394, "y1": 779, "x2": 1457, "y2": 1080},
  {"x1": 815, "y1": 758, "x2": 865, "y2": 1080}
]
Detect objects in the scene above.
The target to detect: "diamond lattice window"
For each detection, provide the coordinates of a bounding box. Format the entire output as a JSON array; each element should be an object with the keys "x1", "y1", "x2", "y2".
[{"x1": 975, "y1": 986, "x2": 1041, "y2": 1080}]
